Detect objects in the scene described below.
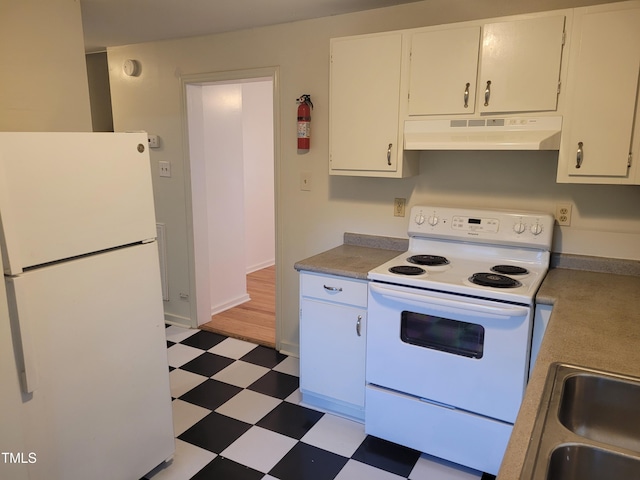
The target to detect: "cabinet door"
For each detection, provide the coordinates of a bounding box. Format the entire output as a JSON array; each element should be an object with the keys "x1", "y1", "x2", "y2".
[
  {"x1": 300, "y1": 298, "x2": 366, "y2": 408},
  {"x1": 479, "y1": 15, "x2": 565, "y2": 113},
  {"x1": 560, "y1": 7, "x2": 640, "y2": 180},
  {"x1": 330, "y1": 33, "x2": 402, "y2": 172},
  {"x1": 408, "y1": 26, "x2": 480, "y2": 115}
]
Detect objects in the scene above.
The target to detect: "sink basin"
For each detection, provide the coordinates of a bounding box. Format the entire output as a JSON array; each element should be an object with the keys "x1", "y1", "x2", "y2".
[
  {"x1": 548, "y1": 444, "x2": 640, "y2": 480},
  {"x1": 558, "y1": 372, "x2": 640, "y2": 452},
  {"x1": 521, "y1": 363, "x2": 640, "y2": 480}
]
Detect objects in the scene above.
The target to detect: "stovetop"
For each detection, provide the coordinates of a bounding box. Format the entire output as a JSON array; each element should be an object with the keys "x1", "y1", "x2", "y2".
[{"x1": 367, "y1": 205, "x2": 555, "y2": 304}]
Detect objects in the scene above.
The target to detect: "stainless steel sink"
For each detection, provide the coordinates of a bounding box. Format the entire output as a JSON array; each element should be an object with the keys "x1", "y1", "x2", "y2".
[
  {"x1": 558, "y1": 371, "x2": 640, "y2": 452},
  {"x1": 521, "y1": 363, "x2": 640, "y2": 480},
  {"x1": 547, "y1": 444, "x2": 640, "y2": 480}
]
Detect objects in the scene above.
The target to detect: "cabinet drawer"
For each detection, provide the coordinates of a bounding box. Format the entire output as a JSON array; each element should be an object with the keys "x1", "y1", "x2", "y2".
[{"x1": 300, "y1": 272, "x2": 367, "y2": 307}]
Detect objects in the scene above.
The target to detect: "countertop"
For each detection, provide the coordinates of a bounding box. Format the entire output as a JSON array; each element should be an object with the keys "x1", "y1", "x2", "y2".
[
  {"x1": 497, "y1": 268, "x2": 640, "y2": 479},
  {"x1": 295, "y1": 236, "x2": 640, "y2": 479},
  {"x1": 293, "y1": 233, "x2": 407, "y2": 279}
]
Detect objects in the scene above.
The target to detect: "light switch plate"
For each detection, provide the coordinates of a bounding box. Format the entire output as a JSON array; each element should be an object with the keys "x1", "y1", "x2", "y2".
[
  {"x1": 159, "y1": 161, "x2": 171, "y2": 178},
  {"x1": 300, "y1": 172, "x2": 312, "y2": 191}
]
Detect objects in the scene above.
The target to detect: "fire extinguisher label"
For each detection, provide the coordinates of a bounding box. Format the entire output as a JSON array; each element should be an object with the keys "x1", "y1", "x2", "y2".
[{"x1": 297, "y1": 122, "x2": 310, "y2": 138}]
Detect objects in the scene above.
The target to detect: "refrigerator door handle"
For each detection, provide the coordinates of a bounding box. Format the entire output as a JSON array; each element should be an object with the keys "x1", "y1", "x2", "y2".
[{"x1": 6, "y1": 280, "x2": 38, "y2": 394}]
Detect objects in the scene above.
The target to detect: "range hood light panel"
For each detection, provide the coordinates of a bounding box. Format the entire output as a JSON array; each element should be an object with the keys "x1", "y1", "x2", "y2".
[{"x1": 403, "y1": 116, "x2": 563, "y2": 151}]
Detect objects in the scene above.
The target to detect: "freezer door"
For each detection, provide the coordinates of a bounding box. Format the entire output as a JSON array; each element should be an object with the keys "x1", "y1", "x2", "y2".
[
  {"x1": 5, "y1": 242, "x2": 174, "y2": 480},
  {"x1": 0, "y1": 132, "x2": 156, "y2": 274}
]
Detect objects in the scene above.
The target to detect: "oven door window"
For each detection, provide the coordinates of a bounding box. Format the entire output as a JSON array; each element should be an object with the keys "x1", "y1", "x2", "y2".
[{"x1": 400, "y1": 311, "x2": 484, "y2": 359}]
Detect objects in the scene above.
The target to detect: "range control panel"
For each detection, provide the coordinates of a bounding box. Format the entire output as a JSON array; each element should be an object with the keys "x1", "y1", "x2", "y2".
[
  {"x1": 408, "y1": 205, "x2": 554, "y2": 250},
  {"x1": 451, "y1": 215, "x2": 500, "y2": 233}
]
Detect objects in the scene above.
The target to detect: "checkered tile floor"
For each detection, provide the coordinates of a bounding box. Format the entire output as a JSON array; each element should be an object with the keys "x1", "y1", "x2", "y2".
[{"x1": 144, "y1": 325, "x2": 497, "y2": 480}]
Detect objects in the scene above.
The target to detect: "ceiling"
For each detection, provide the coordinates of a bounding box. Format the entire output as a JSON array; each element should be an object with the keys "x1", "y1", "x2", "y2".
[{"x1": 81, "y1": 0, "x2": 424, "y2": 53}]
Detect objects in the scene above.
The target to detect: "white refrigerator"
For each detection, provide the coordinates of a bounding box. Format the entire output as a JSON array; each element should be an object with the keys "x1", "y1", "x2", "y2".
[{"x1": 0, "y1": 132, "x2": 174, "y2": 480}]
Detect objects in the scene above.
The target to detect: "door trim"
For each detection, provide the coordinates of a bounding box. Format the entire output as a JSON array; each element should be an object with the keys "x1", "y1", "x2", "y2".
[{"x1": 179, "y1": 67, "x2": 282, "y2": 349}]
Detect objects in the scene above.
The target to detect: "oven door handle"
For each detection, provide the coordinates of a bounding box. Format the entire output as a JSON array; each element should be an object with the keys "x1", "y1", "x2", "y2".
[{"x1": 369, "y1": 284, "x2": 529, "y2": 318}]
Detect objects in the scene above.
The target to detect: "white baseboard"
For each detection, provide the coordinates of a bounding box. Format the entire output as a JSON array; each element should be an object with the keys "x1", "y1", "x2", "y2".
[
  {"x1": 164, "y1": 312, "x2": 195, "y2": 328},
  {"x1": 210, "y1": 293, "x2": 251, "y2": 316},
  {"x1": 246, "y1": 260, "x2": 275, "y2": 274}
]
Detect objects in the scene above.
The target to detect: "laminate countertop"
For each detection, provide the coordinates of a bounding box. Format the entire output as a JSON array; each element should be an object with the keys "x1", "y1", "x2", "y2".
[
  {"x1": 498, "y1": 268, "x2": 640, "y2": 479},
  {"x1": 293, "y1": 233, "x2": 407, "y2": 279}
]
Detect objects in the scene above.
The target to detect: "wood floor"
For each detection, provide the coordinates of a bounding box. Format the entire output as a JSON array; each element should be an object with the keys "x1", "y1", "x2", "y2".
[{"x1": 200, "y1": 265, "x2": 276, "y2": 348}]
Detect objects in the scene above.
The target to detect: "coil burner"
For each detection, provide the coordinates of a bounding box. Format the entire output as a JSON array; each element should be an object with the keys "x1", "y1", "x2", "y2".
[
  {"x1": 389, "y1": 265, "x2": 426, "y2": 276},
  {"x1": 407, "y1": 255, "x2": 450, "y2": 267},
  {"x1": 469, "y1": 272, "x2": 522, "y2": 288},
  {"x1": 491, "y1": 265, "x2": 529, "y2": 275}
]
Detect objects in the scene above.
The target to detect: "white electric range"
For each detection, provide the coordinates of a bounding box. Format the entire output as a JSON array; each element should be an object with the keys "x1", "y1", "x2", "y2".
[{"x1": 365, "y1": 205, "x2": 554, "y2": 475}]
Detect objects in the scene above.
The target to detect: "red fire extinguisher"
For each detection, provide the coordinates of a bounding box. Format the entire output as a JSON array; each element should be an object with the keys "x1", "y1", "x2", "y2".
[{"x1": 297, "y1": 94, "x2": 313, "y2": 153}]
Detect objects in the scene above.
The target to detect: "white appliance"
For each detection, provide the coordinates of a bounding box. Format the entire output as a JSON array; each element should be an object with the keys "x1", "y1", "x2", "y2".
[
  {"x1": 403, "y1": 116, "x2": 562, "y2": 150},
  {"x1": 366, "y1": 205, "x2": 554, "y2": 475},
  {"x1": 0, "y1": 132, "x2": 174, "y2": 480}
]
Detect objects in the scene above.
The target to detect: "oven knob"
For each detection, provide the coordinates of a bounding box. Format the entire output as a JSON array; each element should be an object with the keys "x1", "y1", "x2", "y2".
[
  {"x1": 427, "y1": 215, "x2": 439, "y2": 226},
  {"x1": 513, "y1": 221, "x2": 526, "y2": 234},
  {"x1": 530, "y1": 223, "x2": 543, "y2": 235},
  {"x1": 415, "y1": 213, "x2": 425, "y2": 225}
]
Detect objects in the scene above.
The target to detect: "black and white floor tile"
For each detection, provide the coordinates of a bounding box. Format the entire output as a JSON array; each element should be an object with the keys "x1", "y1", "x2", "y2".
[{"x1": 144, "y1": 325, "x2": 497, "y2": 480}]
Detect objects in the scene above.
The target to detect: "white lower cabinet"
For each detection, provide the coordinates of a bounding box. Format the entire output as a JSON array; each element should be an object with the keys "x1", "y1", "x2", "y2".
[{"x1": 299, "y1": 272, "x2": 367, "y2": 421}]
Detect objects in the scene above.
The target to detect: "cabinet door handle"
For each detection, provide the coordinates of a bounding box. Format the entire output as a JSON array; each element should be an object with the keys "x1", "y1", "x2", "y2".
[
  {"x1": 323, "y1": 285, "x2": 342, "y2": 292},
  {"x1": 464, "y1": 82, "x2": 470, "y2": 108},
  {"x1": 356, "y1": 315, "x2": 362, "y2": 336},
  {"x1": 576, "y1": 142, "x2": 584, "y2": 169},
  {"x1": 387, "y1": 143, "x2": 392, "y2": 165},
  {"x1": 484, "y1": 80, "x2": 492, "y2": 106}
]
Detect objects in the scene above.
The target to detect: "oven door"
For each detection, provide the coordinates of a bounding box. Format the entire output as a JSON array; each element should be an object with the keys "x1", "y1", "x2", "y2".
[{"x1": 366, "y1": 282, "x2": 532, "y2": 423}]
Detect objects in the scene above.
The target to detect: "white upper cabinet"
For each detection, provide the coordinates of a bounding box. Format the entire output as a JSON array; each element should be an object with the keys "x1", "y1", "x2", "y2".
[
  {"x1": 408, "y1": 26, "x2": 481, "y2": 115},
  {"x1": 557, "y1": 2, "x2": 640, "y2": 184},
  {"x1": 329, "y1": 4, "x2": 640, "y2": 182},
  {"x1": 330, "y1": 33, "x2": 417, "y2": 177},
  {"x1": 408, "y1": 15, "x2": 566, "y2": 116},
  {"x1": 478, "y1": 16, "x2": 565, "y2": 114}
]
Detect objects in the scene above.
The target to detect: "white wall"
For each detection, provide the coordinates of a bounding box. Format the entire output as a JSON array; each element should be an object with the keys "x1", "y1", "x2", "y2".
[
  {"x1": 202, "y1": 84, "x2": 250, "y2": 315},
  {"x1": 106, "y1": 0, "x2": 636, "y2": 354},
  {"x1": 0, "y1": 0, "x2": 91, "y2": 132},
  {"x1": 242, "y1": 80, "x2": 275, "y2": 273},
  {"x1": 185, "y1": 85, "x2": 211, "y2": 327},
  {"x1": 86, "y1": 52, "x2": 114, "y2": 132}
]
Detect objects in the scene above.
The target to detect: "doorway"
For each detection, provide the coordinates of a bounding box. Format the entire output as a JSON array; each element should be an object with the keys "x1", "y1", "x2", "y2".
[{"x1": 181, "y1": 68, "x2": 279, "y2": 347}]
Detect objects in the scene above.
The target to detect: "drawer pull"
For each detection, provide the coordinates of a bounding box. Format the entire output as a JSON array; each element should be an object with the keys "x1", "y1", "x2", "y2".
[{"x1": 323, "y1": 285, "x2": 343, "y2": 292}]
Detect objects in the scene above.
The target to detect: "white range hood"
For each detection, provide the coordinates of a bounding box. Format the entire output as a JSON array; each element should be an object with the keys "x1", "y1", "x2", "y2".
[{"x1": 404, "y1": 116, "x2": 562, "y2": 151}]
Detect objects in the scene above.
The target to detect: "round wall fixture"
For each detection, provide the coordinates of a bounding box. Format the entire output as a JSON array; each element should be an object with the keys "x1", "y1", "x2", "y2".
[{"x1": 123, "y1": 59, "x2": 140, "y2": 77}]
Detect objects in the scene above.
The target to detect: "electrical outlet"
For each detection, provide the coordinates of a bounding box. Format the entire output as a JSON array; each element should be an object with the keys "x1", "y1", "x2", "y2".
[
  {"x1": 555, "y1": 203, "x2": 572, "y2": 226},
  {"x1": 159, "y1": 161, "x2": 171, "y2": 178},
  {"x1": 394, "y1": 198, "x2": 406, "y2": 217}
]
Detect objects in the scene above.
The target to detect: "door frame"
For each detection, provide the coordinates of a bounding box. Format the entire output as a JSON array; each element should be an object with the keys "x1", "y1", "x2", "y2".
[{"x1": 179, "y1": 67, "x2": 282, "y2": 349}]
